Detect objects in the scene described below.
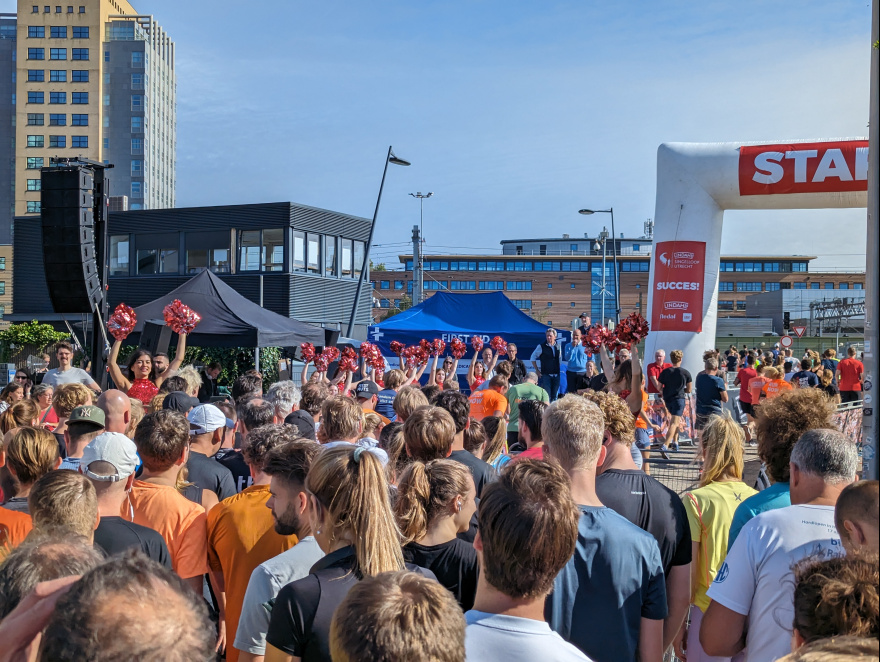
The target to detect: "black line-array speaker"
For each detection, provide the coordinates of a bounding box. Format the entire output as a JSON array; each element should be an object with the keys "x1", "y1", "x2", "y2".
[
  {"x1": 40, "y1": 167, "x2": 104, "y2": 313},
  {"x1": 139, "y1": 321, "x2": 173, "y2": 357}
]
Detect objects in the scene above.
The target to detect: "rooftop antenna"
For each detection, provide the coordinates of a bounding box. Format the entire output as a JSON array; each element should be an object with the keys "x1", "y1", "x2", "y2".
[{"x1": 643, "y1": 218, "x2": 654, "y2": 239}]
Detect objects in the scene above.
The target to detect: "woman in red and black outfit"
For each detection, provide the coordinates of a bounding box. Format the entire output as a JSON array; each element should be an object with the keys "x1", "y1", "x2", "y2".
[{"x1": 108, "y1": 332, "x2": 187, "y2": 405}]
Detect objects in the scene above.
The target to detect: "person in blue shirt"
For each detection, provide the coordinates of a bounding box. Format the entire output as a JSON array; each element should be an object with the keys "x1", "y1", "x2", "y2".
[
  {"x1": 694, "y1": 358, "x2": 728, "y2": 443},
  {"x1": 564, "y1": 329, "x2": 589, "y2": 394},
  {"x1": 727, "y1": 388, "x2": 836, "y2": 548},
  {"x1": 543, "y1": 395, "x2": 667, "y2": 662}
]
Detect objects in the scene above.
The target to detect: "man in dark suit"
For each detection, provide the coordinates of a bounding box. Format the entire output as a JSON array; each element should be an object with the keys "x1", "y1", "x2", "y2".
[{"x1": 198, "y1": 362, "x2": 222, "y2": 402}]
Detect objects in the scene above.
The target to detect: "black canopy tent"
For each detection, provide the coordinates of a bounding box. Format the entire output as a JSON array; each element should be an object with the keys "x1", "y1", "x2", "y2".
[{"x1": 129, "y1": 270, "x2": 325, "y2": 348}]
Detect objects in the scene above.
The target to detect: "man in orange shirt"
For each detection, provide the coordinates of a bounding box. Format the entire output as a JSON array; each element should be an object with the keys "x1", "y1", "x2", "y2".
[
  {"x1": 0, "y1": 507, "x2": 32, "y2": 551},
  {"x1": 836, "y1": 346, "x2": 864, "y2": 404},
  {"x1": 207, "y1": 423, "x2": 302, "y2": 662},
  {"x1": 468, "y1": 375, "x2": 510, "y2": 420},
  {"x1": 760, "y1": 367, "x2": 793, "y2": 400},
  {"x1": 130, "y1": 412, "x2": 209, "y2": 594}
]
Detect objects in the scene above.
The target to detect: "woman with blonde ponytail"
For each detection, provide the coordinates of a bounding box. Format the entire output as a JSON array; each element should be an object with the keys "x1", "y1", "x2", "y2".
[
  {"x1": 674, "y1": 412, "x2": 757, "y2": 661},
  {"x1": 265, "y1": 445, "x2": 433, "y2": 662},
  {"x1": 395, "y1": 459, "x2": 478, "y2": 610}
]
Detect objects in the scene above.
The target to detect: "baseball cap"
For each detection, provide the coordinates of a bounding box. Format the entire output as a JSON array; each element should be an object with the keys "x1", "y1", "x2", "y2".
[
  {"x1": 355, "y1": 381, "x2": 380, "y2": 397},
  {"x1": 285, "y1": 410, "x2": 316, "y2": 441},
  {"x1": 579, "y1": 312, "x2": 588, "y2": 318},
  {"x1": 162, "y1": 391, "x2": 199, "y2": 413},
  {"x1": 187, "y1": 403, "x2": 228, "y2": 435},
  {"x1": 80, "y1": 432, "x2": 139, "y2": 482},
  {"x1": 68, "y1": 405, "x2": 106, "y2": 429}
]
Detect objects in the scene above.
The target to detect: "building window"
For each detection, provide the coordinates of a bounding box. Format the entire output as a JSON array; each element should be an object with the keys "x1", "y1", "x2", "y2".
[
  {"x1": 50, "y1": 26, "x2": 67, "y2": 38},
  {"x1": 290, "y1": 231, "x2": 305, "y2": 272},
  {"x1": 71, "y1": 135, "x2": 87, "y2": 148},
  {"x1": 570, "y1": 302, "x2": 576, "y2": 308},
  {"x1": 449, "y1": 281, "x2": 476, "y2": 290},
  {"x1": 130, "y1": 159, "x2": 142, "y2": 176},
  {"x1": 28, "y1": 91, "x2": 44, "y2": 103},
  {"x1": 839, "y1": 283, "x2": 849, "y2": 290},
  {"x1": 50, "y1": 113, "x2": 65, "y2": 125},
  {"x1": 512, "y1": 300, "x2": 532, "y2": 310},
  {"x1": 570, "y1": 283, "x2": 575, "y2": 289},
  {"x1": 306, "y1": 233, "x2": 320, "y2": 274},
  {"x1": 55, "y1": 5, "x2": 61, "y2": 12},
  {"x1": 379, "y1": 281, "x2": 390, "y2": 290},
  {"x1": 27, "y1": 201, "x2": 41, "y2": 213},
  {"x1": 28, "y1": 26, "x2": 45, "y2": 38},
  {"x1": 238, "y1": 229, "x2": 284, "y2": 272},
  {"x1": 71, "y1": 92, "x2": 87, "y2": 104},
  {"x1": 719, "y1": 282, "x2": 734, "y2": 292},
  {"x1": 27, "y1": 179, "x2": 41, "y2": 191},
  {"x1": 324, "y1": 236, "x2": 337, "y2": 276},
  {"x1": 570, "y1": 244, "x2": 578, "y2": 251},
  {"x1": 71, "y1": 47, "x2": 88, "y2": 60},
  {"x1": 109, "y1": 235, "x2": 129, "y2": 276},
  {"x1": 104, "y1": 50, "x2": 109, "y2": 62},
  {"x1": 340, "y1": 238, "x2": 353, "y2": 277},
  {"x1": 353, "y1": 241, "x2": 365, "y2": 280},
  {"x1": 49, "y1": 69, "x2": 66, "y2": 81},
  {"x1": 131, "y1": 138, "x2": 142, "y2": 153},
  {"x1": 392, "y1": 280, "x2": 405, "y2": 290},
  {"x1": 736, "y1": 301, "x2": 747, "y2": 311},
  {"x1": 49, "y1": 91, "x2": 65, "y2": 104},
  {"x1": 49, "y1": 48, "x2": 66, "y2": 60},
  {"x1": 717, "y1": 300, "x2": 734, "y2": 311},
  {"x1": 632, "y1": 244, "x2": 640, "y2": 251},
  {"x1": 71, "y1": 69, "x2": 88, "y2": 82},
  {"x1": 27, "y1": 113, "x2": 44, "y2": 125},
  {"x1": 71, "y1": 113, "x2": 87, "y2": 126},
  {"x1": 853, "y1": 283, "x2": 864, "y2": 289},
  {"x1": 28, "y1": 69, "x2": 45, "y2": 81},
  {"x1": 32, "y1": 6, "x2": 40, "y2": 13},
  {"x1": 547, "y1": 302, "x2": 553, "y2": 307},
  {"x1": 792, "y1": 262, "x2": 808, "y2": 272},
  {"x1": 793, "y1": 282, "x2": 807, "y2": 290},
  {"x1": 27, "y1": 135, "x2": 45, "y2": 148},
  {"x1": 425, "y1": 281, "x2": 447, "y2": 291},
  {"x1": 0, "y1": 257, "x2": 5, "y2": 270},
  {"x1": 131, "y1": 116, "x2": 142, "y2": 132},
  {"x1": 547, "y1": 283, "x2": 552, "y2": 289},
  {"x1": 27, "y1": 157, "x2": 44, "y2": 169},
  {"x1": 49, "y1": 135, "x2": 65, "y2": 147},
  {"x1": 506, "y1": 281, "x2": 532, "y2": 291},
  {"x1": 765, "y1": 282, "x2": 781, "y2": 292},
  {"x1": 131, "y1": 73, "x2": 143, "y2": 88},
  {"x1": 72, "y1": 26, "x2": 88, "y2": 38},
  {"x1": 79, "y1": 6, "x2": 85, "y2": 13},
  {"x1": 736, "y1": 282, "x2": 762, "y2": 292},
  {"x1": 28, "y1": 48, "x2": 45, "y2": 60},
  {"x1": 132, "y1": 51, "x2": 144, "y2": 66},
  {"x1": 136, "y1": 235, "x2": 178, "y2": 275},
  {"x1": 131, "y1": 95, "x2": 143, "y2": 110}
]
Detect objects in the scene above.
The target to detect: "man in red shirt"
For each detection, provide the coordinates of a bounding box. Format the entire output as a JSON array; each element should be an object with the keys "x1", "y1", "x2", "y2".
[
  {"x1": 836, "y1": 346, "x2": 864, "y2": 403},
  {"x1": 734, "y1": 353, "x2": 758, "y2": 443},
  {"x1": 646, "y1": 350, "x2": 671, "y2": 395}
]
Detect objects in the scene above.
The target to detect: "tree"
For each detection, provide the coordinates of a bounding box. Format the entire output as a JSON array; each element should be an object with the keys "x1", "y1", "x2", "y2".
[
  {"x1": 0, "y1": 321, "x2": 69, "y2": 362},
  {"x1": 370, "y1": 259, "x2": 387, "y2": 272}
]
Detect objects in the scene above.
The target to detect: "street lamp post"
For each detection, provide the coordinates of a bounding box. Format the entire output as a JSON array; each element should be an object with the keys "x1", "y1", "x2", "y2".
[
  {"x1": 409, "y1": 192, "x2": 433, "y2": 304},
  {"x1": 346, "y1": 146, "x2": 411, "y2": 338},
  {"x1": 593, "y1": 227, "x2": 609, "y2": 324},
  {"x1": 579, "y1": 208, "x2": 619, "y2": 322}
]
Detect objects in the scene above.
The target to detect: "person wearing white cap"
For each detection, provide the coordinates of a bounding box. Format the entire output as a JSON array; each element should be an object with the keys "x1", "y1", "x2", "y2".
[
  {"x1": 80, "y1": 431, "x2": 172, "y2": 569},
  {"x1": 187, "y1": 404, "x2": 237, "y2": 502}
]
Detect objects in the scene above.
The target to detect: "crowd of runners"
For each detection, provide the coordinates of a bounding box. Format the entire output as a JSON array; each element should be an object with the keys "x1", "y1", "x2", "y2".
[{"x1": 0, "y1": 324, "x2": 876, "y2": 661}]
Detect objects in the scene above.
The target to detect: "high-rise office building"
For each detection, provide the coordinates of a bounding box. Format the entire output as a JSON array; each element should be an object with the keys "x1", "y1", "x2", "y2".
[{"x1": 2, "y1": 0, "x2": 175, "y2": 323}]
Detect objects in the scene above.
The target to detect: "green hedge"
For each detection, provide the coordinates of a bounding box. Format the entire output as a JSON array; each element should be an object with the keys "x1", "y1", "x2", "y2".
[{"x1": 118, "y1": 345, "x2": 282, "y2": 386}]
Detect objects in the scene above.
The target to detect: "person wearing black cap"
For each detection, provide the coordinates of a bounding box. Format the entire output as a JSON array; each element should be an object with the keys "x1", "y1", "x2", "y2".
[
  {"x1": 578, "y1": 313, "x2": 592, "y2": 336},
  {"x1": 285, "y1": 409, "x2": 316, "y2": 441},
  {"x1": 162, "y1": 391, "x2": 199, "y2": 415},
  {"x1": 355, "y1": 381, "x2": 391, "y2": 426}
]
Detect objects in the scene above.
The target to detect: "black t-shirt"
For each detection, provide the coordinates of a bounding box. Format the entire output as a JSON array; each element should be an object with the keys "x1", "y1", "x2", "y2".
[
  {"x1": 266, "y1": 546, "x2": 435, "y2": 662},
  {"x1": 215, "y1": 449, "x2": 252, "y2": 493},
  {"x1": 187, "y1": 451, "x2": 237, "y2": 501},
  {"x1": 821, "y1": 382, "x2": 840, "y2": 399},
  {"x1": 449, "y1": 450, "x2": 496, "y2": 499},
  {"x1": 403, "y1": 538, "x2": 479, "y2": 611},
  {"x1": 726, "y1": 354, "x2": 738, "y2": 371},
  {"x1": 588, "y1": 373, "x2": 608, "y2": 392},
  {"x1": 596, "y1": 469, "x2": 691, "y2": 576},
  {"x1": 52, "y1": 432, "x2": 68, "y2": 459},
  {"x1": 658, "y1": 366, "x2": 692, "y2": 401},
  {"x1": 93, "y1": 516, "x2": 172, "y2": 569}
]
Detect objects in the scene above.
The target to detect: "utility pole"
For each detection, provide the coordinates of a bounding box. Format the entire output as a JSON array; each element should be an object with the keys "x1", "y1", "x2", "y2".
[
  {"x1": 409, "y1": 192, "x2": 433, "y2": 305},
  {"x1": 412, "y1": 225, "x2": 423, "y2": 305}
]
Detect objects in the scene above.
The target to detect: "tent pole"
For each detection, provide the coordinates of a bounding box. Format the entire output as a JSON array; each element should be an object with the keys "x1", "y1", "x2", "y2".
[{"x1": 255, "y1": 274, "x2": 263, "y2": 372}]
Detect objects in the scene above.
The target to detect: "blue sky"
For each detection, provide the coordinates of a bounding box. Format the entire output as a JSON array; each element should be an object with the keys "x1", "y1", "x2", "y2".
[{"x1": 5, "y1": 0, "x2": 871, "y2": 271}]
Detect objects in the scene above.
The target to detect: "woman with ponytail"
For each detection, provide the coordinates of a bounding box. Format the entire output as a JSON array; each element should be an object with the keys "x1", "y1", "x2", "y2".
[
  {"x1": 674, "y1": 412, "x2": 757, "y2": 661},
  {"x1": 0, "y1": 399, "x2": 39, "y2": 435},
  {"x1": 395, "y1": 459, "x2": 478, "y2": 610},
  {"x1": 265, "y1": 445, "x2": 433, "y2": 662}
]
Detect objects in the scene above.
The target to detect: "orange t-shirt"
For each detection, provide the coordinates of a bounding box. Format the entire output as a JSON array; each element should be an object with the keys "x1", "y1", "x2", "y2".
[
  {"x1": 762, "y1": 379, "x2": 793, "y2": 400},
  {"x1": 468, "y1": 389, "x2": 508, "y2": 420},
  {"x1": 364, "y1": 408, "x2": 391, "y2": 426},
  {"x1": 128, "y1": 480, "x2": 209, "y2": 580},
  {"x1": 207, "y1": 484, "x2": 299, "y2": 662},
  {"x1": 748, "y1": 376, "x2": 770, "y2": 404},
  {"x1": 0, "y1": 507, "x2": 33, "y2": 550}
]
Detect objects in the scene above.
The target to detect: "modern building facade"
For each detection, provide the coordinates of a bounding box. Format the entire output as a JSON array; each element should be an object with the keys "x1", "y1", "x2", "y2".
[
  {"x1": 372, "y1": 235, "x2": 865, "y2": 331},
  {"x1": 12, "y1": 202, "x2": 375, "y2": 337},
  {"x1": 2, "y1": 0, "x2": 175, "y2": 324}
]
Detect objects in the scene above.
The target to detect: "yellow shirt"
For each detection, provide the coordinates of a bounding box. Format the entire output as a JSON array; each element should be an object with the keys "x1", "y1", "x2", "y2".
[
  {"x1": 683, "y1": 480, "x2": 757, "y2": 611},
  {"x1": 207, "y1": 484, "x2": 298, "y2": 662}
]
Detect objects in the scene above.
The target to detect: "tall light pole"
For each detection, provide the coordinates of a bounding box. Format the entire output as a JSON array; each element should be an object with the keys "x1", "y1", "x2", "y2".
[
  {"x1": 593, "y1": 227, "x2": 609, "y2": 324},
  {"x1": 346, "y1": 146, "x2": 411, "y2": 337},
  {"x1": 409, "y1": 192, "x2": 433, "y2": 304},
  {"x1": 579, "y1": 208, "x2": 619, "y2": 322}
]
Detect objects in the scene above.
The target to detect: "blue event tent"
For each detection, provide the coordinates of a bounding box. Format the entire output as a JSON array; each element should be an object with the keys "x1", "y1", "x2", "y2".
[{"x1": 367, "y1": 292, "x2": 571, "y2": 387}]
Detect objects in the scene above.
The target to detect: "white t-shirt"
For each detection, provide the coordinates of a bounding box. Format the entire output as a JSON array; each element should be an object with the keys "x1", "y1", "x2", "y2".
[
  {"x1": 233, "y1": 536, "x2": 324, "y2": 656},
  {"x1": 42, "y1": 367, "x2": 96, "y2": 389},
  {"x1": 705, "y1": 504, "x2": 843, "y2": 662},
  {"x1": 465, "y1": 611, "x2": 591, "y2": 661}
]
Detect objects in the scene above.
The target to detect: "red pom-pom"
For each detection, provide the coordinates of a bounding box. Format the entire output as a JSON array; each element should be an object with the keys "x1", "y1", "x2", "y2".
[
  {"x1": 470, "y1": 336, "x2": 484, "y2": 352},
  {"x1": 419, "y1": 339, "x2": 431, "y2": 353},
  {"x1": 430, "y1": 339, "x2": 446, "y2": 357},
  {"x1": 450, "y1": 338, "x2": 467, "y2": 359},
  {"x1": 358, "y1": 342, "x2": 373, "y2": 359},
  {"x1": 163, "y1": 299, "x2": 202, "y2": 335},
  {"x1": 490, "y1": 336, "x2": 507, "y2": 355},
  {"x1": 615, "y1": 313, "x2": 650, "y2": 346},
  {"x1": 321, "y1": 346, "x2": 340, "y2": 363},
  {"x1": 313, "y1": 354, "x2": 329, "y2": 372},
  {"x1": 390, "y1": 341, "x2": 405, "y2": 355},
  {"x1": 107, "y1": 303, "x2": 137, "y2": 341},
  {"x1": 300, "y1": 343, "x2": 316, "y2": 363},
  {"x1": 582, "y1": 325, "x2": 613, "y2": 354}
]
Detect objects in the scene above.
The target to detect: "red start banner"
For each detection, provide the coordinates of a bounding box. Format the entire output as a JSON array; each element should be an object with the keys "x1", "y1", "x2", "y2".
[
  {"x1": 652, "y1": 241, "x2": 706, "y2": 333},
  {"x1": 739, "y1": 140, "x2": 868, "y2": 196}
]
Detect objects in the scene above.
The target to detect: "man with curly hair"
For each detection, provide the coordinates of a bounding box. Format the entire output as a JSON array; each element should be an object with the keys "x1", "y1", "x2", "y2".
[{"x1": 727, "y1": 388, "x2": 836, "y2": 548}]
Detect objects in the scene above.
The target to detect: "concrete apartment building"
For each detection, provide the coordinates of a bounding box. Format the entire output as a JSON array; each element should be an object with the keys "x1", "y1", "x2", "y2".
[{"x1": 1, "y1": 0, "x2": 175, "y2": 324}]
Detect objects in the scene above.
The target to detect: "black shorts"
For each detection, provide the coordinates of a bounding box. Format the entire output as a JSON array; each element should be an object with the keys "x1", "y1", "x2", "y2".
[
  {"x1": 740, "y1": 401, "x2": 754, "y2": 417},
  {"x1": 664, "y1": 397, "x2": 686, "y2": 417},
  {"x1": 695, "y1": 413, "x2": 718, "y2": 431},
  {"x1": 840, "y1": 390, "x2": 862, "y2": 403}
]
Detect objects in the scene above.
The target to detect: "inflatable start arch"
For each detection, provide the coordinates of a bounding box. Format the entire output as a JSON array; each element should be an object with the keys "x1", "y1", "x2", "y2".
[{"x1": 645, "y1": 139, "x2": 868, "y2": 378}]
